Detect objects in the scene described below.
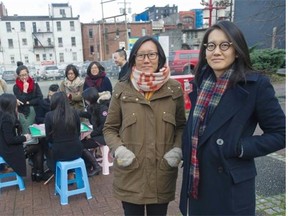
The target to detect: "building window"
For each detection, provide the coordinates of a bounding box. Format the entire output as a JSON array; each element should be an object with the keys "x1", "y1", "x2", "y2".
[
  {"x1": 10, "y1": 56, "x2": 15, "y2": 64},
  {"x1": 48, "y1": 38, "x2": 52, "y2": 46},
  {"x1": 20, "y1": 22, "x2": 26, "y2": 32},
  {"x1": 89, "y1": 29, "x2": 93, "y2": 39},
  {"x1": 58, "y1": 38, "x2": 63, "y2": 47},
  {"x1": 59, "y1": 53, "x2": 64, "y2": 62},
  {"x1": 70, "y1": 21, "x2": 75, "y2": 31},
  {"x1": 24, "y1": 55, "x2": 29, "y2": 64},
  {"x1": 42, "y1": 54, "x2": 47, "y2": 61},
  {"x1": 71, "y1": 37, "x2": 76, "y2": 46},
  {"x1": 22, "y1": 38, "x2": 27, "y2": 46},
  {"x1": 128, "y1": 28, "x2": 131, "y2": 38},
  {"x1": 46, "y1": 22, "x2": 50, "y2": 32},
  {"x1": 36, "y1": 54, "x2": 40, "y2": 61},
  {"x1": 32, "y1": 22, "x2": 37, "y2": 32},
  {"x1": 6, "y1": 22, "x2": 11, "y2": 32},
  {"x1": 72, "y1": 52, "x2": 77, "y2": 61},
  {"x1": 56, "y1": 21, "x2": 61, "y2": 31},
  {"x1": 90, "y1": 45, "x2": 94, "y2": 54},
  {"x1": 60, "y1": 9, "x2": 66, "y2": 17},
  {"x1": 141, "y1": 28, "x2": 146, "y2": 36},
  {"x1": 49, "y1": 53, "x2": 53, "y2": 60},
  {"x1": 8, "y1": 39, "x2": 13, "y2": 48}
]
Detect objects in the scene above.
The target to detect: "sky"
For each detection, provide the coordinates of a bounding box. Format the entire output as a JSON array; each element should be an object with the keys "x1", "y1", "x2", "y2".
[{"x1": 2, "y1": 0, "x2": 204, "y2": 23}]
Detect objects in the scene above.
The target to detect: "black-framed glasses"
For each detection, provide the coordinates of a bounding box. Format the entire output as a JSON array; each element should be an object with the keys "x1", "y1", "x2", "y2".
[
  {"x1": 203, "y1": 42, "x2": 233, "y2": 51},
  {"x1": 135, "y1": 52, "x2": 158, "y2": 61},
  {"x1": 19, "y1": 73, "x2": 28, "y2": 78}
]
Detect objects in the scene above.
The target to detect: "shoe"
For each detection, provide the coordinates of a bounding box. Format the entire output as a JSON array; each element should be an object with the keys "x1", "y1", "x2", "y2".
[
  {"x1": 42, "y1": 170, "x2": 53, "y2": 181},
  {"x1": 1, "y1": 167, "x2": 14, "y2": 173}
]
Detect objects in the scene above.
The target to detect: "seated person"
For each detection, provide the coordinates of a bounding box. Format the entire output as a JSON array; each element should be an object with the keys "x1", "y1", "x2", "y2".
[
  {"x1": 44, "y1": 92, "x2": 83, "y2": 174},
  {"x1": 78, "y1": 88, "x2": 111, "y2": 176}
]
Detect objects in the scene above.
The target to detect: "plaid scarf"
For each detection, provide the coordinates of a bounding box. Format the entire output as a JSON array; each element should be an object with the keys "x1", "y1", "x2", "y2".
[
  {"x1": 190, "y1": 68, "x2": 233, "y2": 199},
  {"x1": 131, "y1": 66, "x2": 170, "y2": 93}
]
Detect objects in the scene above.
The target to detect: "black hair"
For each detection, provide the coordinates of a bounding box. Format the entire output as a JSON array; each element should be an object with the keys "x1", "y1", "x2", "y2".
[
  {"x1": 82, "y1": 87, "x2": 99, "y2": 104},
  {"x1": 65, "y1": 64, "x2": 79, "y2": 78},
  {"x1": 16, "y1": 65, "x2": 29, "y2": 75},
  {"x1": 86, "y1": 61, "x2": 105, "y2": 76},
  {"x1": 17, "y1": 61, "x2": 23, "y2": 67},
  {"x1": 50, "y1": 92, "x2": 77, "y2": 135},
  {"x1": 82, "y1": 87, "x2": 101, "y2": 127},
  {"x1": 123, "y1": 36, "x2": 166, "y2": 81},
  {"x1": 195, "y1": 20, "x2": 254, "y2": 86},
  {"x1": 49, "y1": 84, "x2": 60, "y2": 92},
  {"x1": 115, "y1": 47, "x2": 127, "y2": 60},
  {"x1": 0, "y1": 93, "x2": 22, "y2": 134}
]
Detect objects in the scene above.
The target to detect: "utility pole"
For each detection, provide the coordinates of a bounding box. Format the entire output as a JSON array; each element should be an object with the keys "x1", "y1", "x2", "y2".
[{"x1": 200, "y1": 0, "x2": 232, "y2": 27}]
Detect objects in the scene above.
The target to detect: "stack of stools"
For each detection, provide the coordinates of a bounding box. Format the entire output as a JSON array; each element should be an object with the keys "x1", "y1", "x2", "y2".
[
  {"x1": 96, "y1": 145, "x2": 114, "y2": 175},
  {"x1": 55, "y1": 158, "x2": 92, "y2": 205},
  {"x1": 0, "y1": 156, "x2": 25, "y2": 191}
]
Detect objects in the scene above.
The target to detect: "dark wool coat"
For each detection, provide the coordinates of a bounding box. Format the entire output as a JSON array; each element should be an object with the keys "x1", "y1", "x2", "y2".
[
  {"x1": 180, "y1": 73, "x2": 285, "y2": 215},
  {"x1": 13, "y1": 82, "x2": 43, "y2": 117},
  {"x1": 0, "y1": 113, "x2": 27, "y2": 176}
]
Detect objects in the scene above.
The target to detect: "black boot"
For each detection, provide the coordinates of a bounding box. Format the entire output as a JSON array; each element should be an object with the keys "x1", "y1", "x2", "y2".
[
  {"x1": 82, "y1": 149, "x2": 102, "y2": 177},
  {"x1": 31, "y1": 168, "x2": 37, "y2": 181}
]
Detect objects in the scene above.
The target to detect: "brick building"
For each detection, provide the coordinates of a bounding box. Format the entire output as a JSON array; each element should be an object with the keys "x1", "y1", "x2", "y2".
[{"x1": 82, "y1": 21, "x2": 153, "y2": 61}]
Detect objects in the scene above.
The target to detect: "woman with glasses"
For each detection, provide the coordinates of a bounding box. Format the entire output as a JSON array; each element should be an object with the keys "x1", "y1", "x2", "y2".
[
  {"x1": 83, "y1": 61, "x2": 112, "y2": 95},
  {"x1": 103, "y1": 36, "x2": 186, "y2": 216},
  {"x1": 60, "y1": 64, "x2": 84, "y2": 111},
  {"x1": 179, "y1": 21, "x2": 285, "y2": 215},
  {"x1": 13, "y1": 65, "x2": 46, "y2": 182}
]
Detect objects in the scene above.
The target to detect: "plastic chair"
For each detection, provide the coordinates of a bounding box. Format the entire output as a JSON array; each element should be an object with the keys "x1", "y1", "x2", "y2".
[
  {"x1": 96, "y1": 145, "x2": 113, "y2": 175},
  {"x1": 0, "y1": 156, "x2": 25, "y2": 191},
  {"x1": 55, "y1": 157, "x2": 92, "y2": 205}
]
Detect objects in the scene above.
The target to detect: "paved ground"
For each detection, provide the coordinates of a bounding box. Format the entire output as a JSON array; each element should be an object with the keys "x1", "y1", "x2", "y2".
[{"x1": 0, "y1": 80, "x2": 285, "y2": 216}]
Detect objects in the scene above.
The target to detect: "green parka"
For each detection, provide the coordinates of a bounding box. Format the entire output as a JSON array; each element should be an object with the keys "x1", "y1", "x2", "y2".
[{"x1": 103, "y1": 78, "x2": 186, "y2": 204}]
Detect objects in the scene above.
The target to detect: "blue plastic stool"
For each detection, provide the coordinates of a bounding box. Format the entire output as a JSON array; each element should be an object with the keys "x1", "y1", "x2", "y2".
[
  {"x1": 0, "y1": 156, "x2": 25, "y2": 191},
  {"x1": 55, "y1": 158, "x2": 92, "y2": 205}
]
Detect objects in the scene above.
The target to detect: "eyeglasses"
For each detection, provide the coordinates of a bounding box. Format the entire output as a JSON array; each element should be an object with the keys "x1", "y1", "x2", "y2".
[
  {"x1": 19, "y1": 74, "x2": 28, "y2": 78},
  {"x1": 135, "y1": 52, "x2": 158, "y2": 61},
  {"x1": 203, "y1": 42, "x2": 233, "y2": 51}
]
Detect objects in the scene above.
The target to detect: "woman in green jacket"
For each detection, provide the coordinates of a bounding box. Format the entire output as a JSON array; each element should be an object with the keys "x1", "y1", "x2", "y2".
[{"x1": 103, "y1": 36, "x2": 186, "y2": 216}]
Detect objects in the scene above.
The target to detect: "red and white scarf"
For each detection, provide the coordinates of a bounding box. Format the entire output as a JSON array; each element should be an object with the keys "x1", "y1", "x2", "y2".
[{"x1": 131, "y1": 66, "x2": 170, "y2": 93}]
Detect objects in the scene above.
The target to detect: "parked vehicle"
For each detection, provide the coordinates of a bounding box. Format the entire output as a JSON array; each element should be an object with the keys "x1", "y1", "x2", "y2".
[
  {"x1": 2, "y1": 70, "x2": 16, "y2": 83},
  {"x1": 169, "y1": 50, "x2": 200, "y2": 75},
  {"x1": 171, "y1": 74, "x2": 194, "y2": 110},
  {"x1": 39, "y1": 65, "x2": 62, "y2": 80}
]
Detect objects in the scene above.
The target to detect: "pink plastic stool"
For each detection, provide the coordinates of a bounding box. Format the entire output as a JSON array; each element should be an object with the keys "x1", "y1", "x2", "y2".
[{"x1": 96, "y1": 145, "x2": 113, "y2": 175}]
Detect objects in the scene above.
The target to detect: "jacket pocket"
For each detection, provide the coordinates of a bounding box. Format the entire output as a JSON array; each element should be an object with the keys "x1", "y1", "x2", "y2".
[
  {"x1": 160, "y1": 112, "x2": 176, "y2": 152},
  {"x1": 230, "y1": 164, "x2": 257, "y2": 184},
  {"x1": 158, "y1": 158, "x2": 178, "y2": 195}
]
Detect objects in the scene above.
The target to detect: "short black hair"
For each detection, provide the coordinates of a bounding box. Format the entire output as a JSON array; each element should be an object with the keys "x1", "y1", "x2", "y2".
[{"x1": 49, "y1": 84, "x2": 60, "y2": 92}]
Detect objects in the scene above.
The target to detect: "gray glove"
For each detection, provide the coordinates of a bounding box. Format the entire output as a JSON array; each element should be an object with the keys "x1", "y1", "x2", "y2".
[
  {"x1": 163, "y1": 147, "x2": 182, "y2": 167},
  {"x1": 115, "y1": 146, "x2": 136, "y2": 167}
]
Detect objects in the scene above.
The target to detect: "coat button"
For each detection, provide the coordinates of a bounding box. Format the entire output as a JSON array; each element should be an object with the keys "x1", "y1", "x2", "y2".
[
  {"x1": 216, "y1": 139, "x2": 224, "y2": 145},
  {"x1": 135, "y1": 98, "x2": 139, "y2": 101},
  {"x1": 122, "y1": 96, "x2": 126, "y2": 100},
  {"x1": 218, "y1": 166, "x2": 224, "y2": 173}
]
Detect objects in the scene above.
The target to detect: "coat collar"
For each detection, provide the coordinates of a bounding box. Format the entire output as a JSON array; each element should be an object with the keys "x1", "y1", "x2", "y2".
[{"x1": 189, "y1": 72, "x2": 259, "y2": 147}]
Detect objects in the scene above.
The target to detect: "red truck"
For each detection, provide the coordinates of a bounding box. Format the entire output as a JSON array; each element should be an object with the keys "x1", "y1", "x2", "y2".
[{"x1": 169, "y1": 50, "x2": 200, "y2": 75}]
